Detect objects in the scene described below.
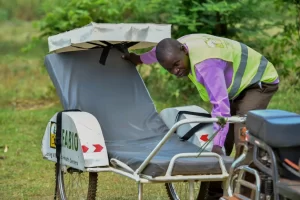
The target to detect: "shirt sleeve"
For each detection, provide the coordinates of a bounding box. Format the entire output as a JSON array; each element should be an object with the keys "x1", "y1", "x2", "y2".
[
  {"x1": 140, "y1": 47, "x2": 158, "y2": 64},
  {"x1": 139, "y1": 35, "x2": 188, "y2": 64},
  {"x1": 194, "y1": 59, "x2": 231, "y2": 147}
]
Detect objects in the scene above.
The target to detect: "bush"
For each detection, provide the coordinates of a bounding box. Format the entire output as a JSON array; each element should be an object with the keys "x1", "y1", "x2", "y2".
[
  {"x1": 0, "y1": 0, "x2": 69, "y2": 21},
  {"x1": 35, "y1": 0, "x2": 300, "y2": 106}
]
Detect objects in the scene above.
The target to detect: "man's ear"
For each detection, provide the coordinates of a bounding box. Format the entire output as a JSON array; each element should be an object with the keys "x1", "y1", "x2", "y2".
[{"x1": 180, "y1": 44, "x2": 188, "y2": 55}]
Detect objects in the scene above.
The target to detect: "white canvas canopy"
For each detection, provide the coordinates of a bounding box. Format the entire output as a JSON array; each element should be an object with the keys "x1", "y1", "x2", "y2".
[{"x1": 47, "y1": 22, "x2": 172, "y2": 53}]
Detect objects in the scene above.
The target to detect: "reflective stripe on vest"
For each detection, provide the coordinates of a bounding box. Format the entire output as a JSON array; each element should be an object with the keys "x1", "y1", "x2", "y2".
[
  {"x1": 228, "y1": 43, "x2": 269, "y2": 99},
  {"x1": 249, "y1": 55, "x2": 268, "y2": 85},
  {"x1": 179, "y1": 34, "x2": 278, "y2": 102},
  {"x1": 228, "y1": 43, "x2": 248, "y2": 98}
]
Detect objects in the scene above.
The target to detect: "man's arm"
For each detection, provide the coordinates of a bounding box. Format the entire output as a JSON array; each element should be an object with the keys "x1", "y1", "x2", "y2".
[
  {"x1": 194, "y1": 59, "x2": 231, "y2": 154},
  {"x1": 122, "y1": 47, "x2": 158, "y2": 65},
  {"x1": 140, "y1": 47, "x2": 158, "y2": 64}
]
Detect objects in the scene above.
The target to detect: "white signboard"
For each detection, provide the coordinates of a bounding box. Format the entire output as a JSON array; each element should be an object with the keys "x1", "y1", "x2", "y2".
[{"x1": 42, "y1": 111, "x2": 109, "y2": 170}]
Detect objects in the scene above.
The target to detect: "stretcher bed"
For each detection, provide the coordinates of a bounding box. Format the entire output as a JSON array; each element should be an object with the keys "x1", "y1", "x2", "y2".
[{"x1": 41, "y1": 22, "x2": 244, "y2": 200}]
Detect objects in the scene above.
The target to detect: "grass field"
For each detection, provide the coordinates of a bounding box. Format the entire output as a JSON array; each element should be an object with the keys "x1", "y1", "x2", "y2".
[{"x1": 0, "y1": 20, "x2": 300, "y2": 200}]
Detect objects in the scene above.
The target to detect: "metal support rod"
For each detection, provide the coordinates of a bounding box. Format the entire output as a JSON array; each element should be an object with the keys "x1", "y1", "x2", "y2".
[
  {"x1": 234, "y1": 165, "x2": 261, "y2": 200},
  {"x1": 135, "y1": 117, "x2": 245, "y2": 175},
  {"x1": 166, "y1": 153, "x2": 228, "y2": 177},
  {"x1": 234, "y1": 194, "x2": 252, "y2": 200},
  {"x1": 237, "y1": 180, "x2": 257, "y2": 191},
  {"x1": 110, "y1": 158, "x2": 135, "y2": 173},
  {"x1": 225, "y1": 143, "x2": 249, "y2": 197},
  {"x1": 138, "y1": 182, "x2": 143, "y2": 200},
  {"x1": 87, "y1": 167, "x2": 229, "y2": 183},
  {"x1": 189, "y1": 181, "x2": 195, "y2": 200}
]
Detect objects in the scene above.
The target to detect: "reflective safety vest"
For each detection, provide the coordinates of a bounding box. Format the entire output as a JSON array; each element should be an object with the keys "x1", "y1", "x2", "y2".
[{"x1": 178, "y1": 34, "x2": 278, "y2": 102}]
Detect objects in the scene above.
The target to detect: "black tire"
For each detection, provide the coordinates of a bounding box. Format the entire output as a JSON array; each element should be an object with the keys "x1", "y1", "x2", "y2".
[
  {"x1": 165, "y1": 181, "x2": 210, "y2": 200},
  {"x1": 55, "y1": 164, "x2": 98, "y2": 200}
]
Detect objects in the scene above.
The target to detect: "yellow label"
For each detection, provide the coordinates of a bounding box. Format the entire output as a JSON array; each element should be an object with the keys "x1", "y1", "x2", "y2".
[
  {"x1": 204, "y1": 38, "x2": 225, "y2": 48},
  {"x1": 50, "y1": 122, "x2": 56, "y2": 149}
]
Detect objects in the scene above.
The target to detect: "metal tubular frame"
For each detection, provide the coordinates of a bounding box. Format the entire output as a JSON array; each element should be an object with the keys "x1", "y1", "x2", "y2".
[
  {"x1": 77, "y1": 117, "x2": 245, "y2": 199},
  {"x1": 234, "y1": 165, "x2": 261, "y2": 200},
  {"x1": 165, "y1": 152, "x2": 228, "y2": 176},
  {"x1": 227, "y1": 132, "x2": 284, "y2": 200},
  {"x1": 247, "y1": 133, "x2": 280, "y2": 200},
  {"x1": 224, "y1": 143, "x2": 249, "y2": 197},
  {"x1": 135, "y1": 117, "x2": 245, "y2": 175}
]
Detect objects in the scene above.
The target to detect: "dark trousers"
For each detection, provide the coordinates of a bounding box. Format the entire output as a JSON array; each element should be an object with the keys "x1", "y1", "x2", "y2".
[
  {"x1": 207, "y1": 82, "x2": 279, "y2": 199},
  {"x1": 225, "y1": 82, "x2": 279, "y2": 155}
]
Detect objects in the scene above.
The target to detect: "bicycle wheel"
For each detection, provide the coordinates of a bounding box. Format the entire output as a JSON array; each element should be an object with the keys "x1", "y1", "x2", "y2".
[
  {"x1": 55, "y1": 164, "x2": 98, "y2": 200},
  {"x1": 165, "y1": 181, "x2": 210, "y2": 200}
]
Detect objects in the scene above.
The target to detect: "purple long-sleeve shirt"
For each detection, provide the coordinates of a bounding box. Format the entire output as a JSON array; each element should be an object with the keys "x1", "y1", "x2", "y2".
[
  {"x1": 140, "y1": 42, "x2": 278, "y2": 148},
  {"x1": 140, "y1": 46, "x2": 231, "y2": 147}
]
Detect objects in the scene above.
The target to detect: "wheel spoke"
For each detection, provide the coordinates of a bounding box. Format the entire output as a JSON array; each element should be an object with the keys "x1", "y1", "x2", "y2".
[
  {"x1": 56, "y1": 165, "x2": 97, "y2": 200},
  {"x1": 165, "y1": 181, "x2": 204, "y2": 200}
]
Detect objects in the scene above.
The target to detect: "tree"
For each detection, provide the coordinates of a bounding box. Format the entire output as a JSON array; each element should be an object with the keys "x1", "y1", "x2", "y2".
[{"x1": 36, "y1": 0, "x2": 300, "y2": 105}]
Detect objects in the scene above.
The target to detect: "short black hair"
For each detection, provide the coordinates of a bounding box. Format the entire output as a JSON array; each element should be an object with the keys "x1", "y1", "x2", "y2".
[{"x1": 155, "y1": 38, "x2": 182, "y2": 64}]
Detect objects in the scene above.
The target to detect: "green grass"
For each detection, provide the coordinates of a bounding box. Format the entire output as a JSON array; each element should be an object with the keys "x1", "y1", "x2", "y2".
[
  {"x1": 0, "y1": 21, "x2": 172, "y2": 200},
  {"x1": 1, "y1": 20, "x2": 300, "y2": 200},
  {"x1": 0, "y1": 106, "x2": 170, "y2": 200}
]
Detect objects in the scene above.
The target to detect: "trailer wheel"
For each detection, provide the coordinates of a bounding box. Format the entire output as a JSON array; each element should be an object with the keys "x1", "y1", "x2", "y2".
[
  {"x1": 165, "y1": 181, "x2": 210, "y2": 200},
  {"x1": 55, "y1": 164, "x2": 98, "y2": 200}
]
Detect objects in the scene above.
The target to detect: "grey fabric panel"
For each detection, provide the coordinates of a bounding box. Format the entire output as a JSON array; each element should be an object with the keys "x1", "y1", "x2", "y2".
[
  {"x1": 246, "y1": 109, "x2": 300, "y2": 148},
  {"x1": 44, "y1": 48, "x2": 233, "y2": 176},
  {"x1": 107, "y1": 134, "x2": 233, "y2": 177},
  {"x1": 45, "y1": 48, "x2": 169, "y2": 141}
]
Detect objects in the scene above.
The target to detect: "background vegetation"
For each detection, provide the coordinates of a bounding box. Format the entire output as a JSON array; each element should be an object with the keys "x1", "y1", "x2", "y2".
[{"x1": 0, "y1": 0, "x2": 299, "y2": 199}]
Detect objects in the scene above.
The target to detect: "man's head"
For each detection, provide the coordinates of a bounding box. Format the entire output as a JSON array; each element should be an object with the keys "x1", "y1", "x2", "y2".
[{"x1": 156, "y1": 38, "x2": 190, "y2": 78}]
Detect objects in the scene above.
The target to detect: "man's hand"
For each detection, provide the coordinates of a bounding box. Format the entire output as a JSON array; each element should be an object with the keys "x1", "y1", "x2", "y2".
[
  {"x1": 211, "y1": 145, "x2": 225, "y2": 156},
  {"x1": 122, "y1": 52, "x2": 142, "y2": 66}
]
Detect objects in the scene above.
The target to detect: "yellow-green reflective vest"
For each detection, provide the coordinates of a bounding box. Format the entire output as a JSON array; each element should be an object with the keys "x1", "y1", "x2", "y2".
[{"x1": 178, "y1": 34, "x2": 278, "y2": 102}]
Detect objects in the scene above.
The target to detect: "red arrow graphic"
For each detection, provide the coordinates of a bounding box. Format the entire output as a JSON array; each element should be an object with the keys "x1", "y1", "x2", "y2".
[
  {"x1": 93, "y1": 144, "x2": 103, "y2": 152},
  {"x1": 200, "y1": 134, "x2": 209, "y2": 142},
  {"x1": 82, "y1": 145, "x2": 89, "y2": 153}
]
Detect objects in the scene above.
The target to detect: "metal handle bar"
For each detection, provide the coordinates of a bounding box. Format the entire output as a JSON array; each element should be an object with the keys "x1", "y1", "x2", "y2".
[{"x1": 135, "y1": 116, "x2": 246, "y2": 175}]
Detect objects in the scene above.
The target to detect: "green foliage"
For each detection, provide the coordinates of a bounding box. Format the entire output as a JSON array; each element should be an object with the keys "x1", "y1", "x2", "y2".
[
  {"x1": 33, "y1": 0, "x2": 300, "y2": 104},
  {"x1": 263, "y1": 0, "x2": 300, "y2": 86},
  {"x1": 169, "y1": 0, "x2": 278, "y2": 39},
  {"x1": 170, "y1": 0, "x2": 242, "y2": 37},
  {"x1": 0, "y1": 0, "x2": 68, "y2": 21},
  {"x1": 39, "y1": 0, "x2": 119, "y2": 37},
  {"x1": 0, "y1": 8, "x2": 9, "y2": 21},
  {"x1": 38, "y1": 0, "x2": 179, "y2": 37}
]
